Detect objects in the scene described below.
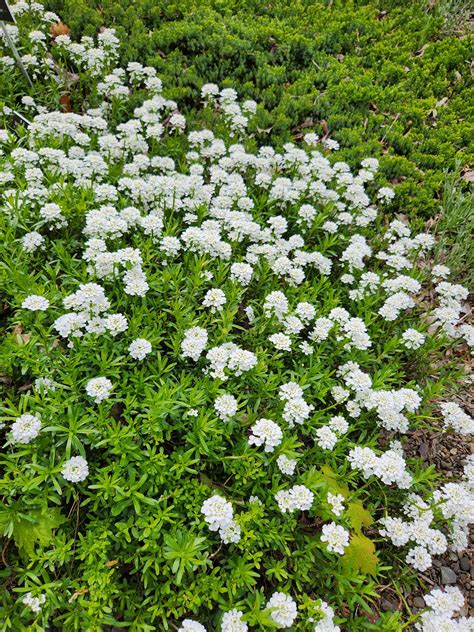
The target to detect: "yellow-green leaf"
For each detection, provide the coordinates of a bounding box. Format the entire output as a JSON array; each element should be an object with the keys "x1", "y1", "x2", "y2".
[
  {"x1": 342, "y1": 533, "x2": 378, "y2": 575},
  {"x1": 12, "y1": 508, "x2": 65, "y2": 560},
  {"x1": 320, "y1": 465, "x2": 349, "y2": 498},
  {"x1": 346, "y1": 501, "x2": 373, "y2": 533}
]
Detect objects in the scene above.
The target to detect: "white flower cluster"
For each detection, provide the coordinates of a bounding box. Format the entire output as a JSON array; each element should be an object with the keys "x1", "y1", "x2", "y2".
[
  {"x1": 201, "y1": 85, "x2": 257, "y2": 136},
  {"x1": 279, "y1": 382, "x2": 314, "y2": 428},
  {"x1": 401, "y1": 328, "x2": 425, "y2": 350},
  {"x1": 320, "y1": 522, "x2": 350, "y2": 555},
  {"x1": 22, "y1": 294, "x2": 49, "y2": 311},
  {"x1": 327, "y1": 493, "x2": 345, "y2": 517},
  {"x1": 379, "y1": 456, "x2": 474, "y2": 571},
  {"x1": 348, "y1": 445, "x2": 413, "y2": 489},
  {"x1": 214, "y1": 393, "x2": 238, "y2": 421},
  {"x1": 315, "y1": 415, "x2": 349, "y2": 451},
  {"x1": 434, "y1": 457, "x2": 474, "y2": 553},
  {"x1": 417, "y1": 586, "x2": 472, "y2": 631},
  {"x1": 181, "y1": 327, "x2": 208, "y2": 361},
  {"x1": 11, "y1": 413, "x2": 41, "y2": 444},
  {"x1": 249, "y1": 418, "x2": 283, "y2": 452},
  {"x1": 201, "y1": 495, "x2": 241, "y2": 544},
  {"x1": 205, "y1": 343, "x2": 257, "y2": 380},
  {"x1": 22, "y1": 592, "x2": 46, "y2": 614},
  {"x1": 265, "y1": 592, "x2": 298, "y2": 629},
  {"x1": 221, "y1": 609, "x2": 248, "y2": 632},
  {"x1": 61, "y1": 456, "x2": 89, "y2": 483},
  {"x1": 128, "y1": 338, "x2": 152, "y2": 360},
  {"x1": 311, "y1": 600, "x2": 341, "y2": 632},
  {"x1": 202, "y1": 288, "x2": 226, "y2": 312},
  {"x1": 337, "y1": 362, "x2": 420, "y2": 433},
  {"x1": 85, "y1": 377, "x2": 113, "y2": 403},
  {"x1": 54, "y1": 283, "x2": 128, "y2": 342},
  {"x1": 440, "y1": 402, "x2": 474, "y2": 436},
  {"x1": 277, "y1": 454, "x2": 297, "y2": 475},
  {"x1": 433, "y1": 281, "x2": 469, "y2": 338},
  {"x1": 264, "y1": 295, "x2": 371, "y2": 354},
  {"x1": 275, "y1": 485, "x2": 314, "y2": 513},
  {"x1": 178, "y1": 620, "x2": 207, "y2": 632}
]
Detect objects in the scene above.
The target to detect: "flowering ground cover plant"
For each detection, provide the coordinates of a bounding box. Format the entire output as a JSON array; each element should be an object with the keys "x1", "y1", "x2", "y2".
[
  {"x1": 0, "y1": 2, "x2": 473, "y2": 631},
  {"x1": 44, "y1": 0, "x2": 474, "y2": 220}
]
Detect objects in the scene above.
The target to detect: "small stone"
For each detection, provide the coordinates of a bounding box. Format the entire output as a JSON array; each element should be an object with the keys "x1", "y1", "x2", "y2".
[
  {"x1": 419, "y1": 443, "x2": 429, "y2": 458},
  {"x1": 441, "y1": 566, "x2": 457, "y2": 584},
  {"x1": 460, "y1": 558, "x2": 470, "y2": 572},
  {"x1": 381, "y1": 598, "x2": 397, "y2": 612},
  {"x1": 413, "y1": 597, "x2": 425, "y2": 609}
]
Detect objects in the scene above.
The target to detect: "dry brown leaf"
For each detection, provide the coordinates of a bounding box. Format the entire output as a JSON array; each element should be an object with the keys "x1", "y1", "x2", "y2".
[{"x1": 50, "y1": 22, "x2": 71, "y2": 38}]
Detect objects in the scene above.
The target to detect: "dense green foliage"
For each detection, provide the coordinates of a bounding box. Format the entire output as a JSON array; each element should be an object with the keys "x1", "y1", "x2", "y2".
[
  {"x1": 0, "y1": 2, "x2": 473, "y2": 631},
  {"x1": 45, "y1": 0, "x2": 473, "y2": 218}
]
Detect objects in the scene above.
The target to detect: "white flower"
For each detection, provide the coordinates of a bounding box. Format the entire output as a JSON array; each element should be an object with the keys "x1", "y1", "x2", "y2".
[
  {"x1": 214, "y1": 394, "x2": 238, "y2": 421},
  {"x1": 315, "y1": 426, "x2": 338, "y2": 450},
  {"x1": 128, "y1": 338, "x2": 152, "y2": 360},
  {"x1": 85, "y1": 377, "x2": 113, "y2": 403},
  {"x1": 181, "y1": 327, "x2": 208, "y2": 361},
  {"x1": 401, "y1": 329, "x2": 425, "y2": 350},
  {"x1": 244, "y1": 306, "x2": 255, "y2": 323},
  {"x1": 201, "y1": 495, "x2": 234, "y2": 531},
  {"x1": 377, "y1": 186, "x2": 395, "y2": 202},
  {"x1": 230, "y1": 262, "x2": 253, "y2": 286},
  {"x1": 424, "y1": 586, "x2": 464, "y2": 617},
  {"x1": 22, "y1": 592, "x2": 46, "y2": 614},
  {"x1": 312, "y1": 600, "x2": 341, "y2": 632},
  {"x1": 62, "y1": 456, "x2": 89, "y2": 482},
  {"x1": 11, "y1": 414, "x2": 41, "y2": 444},
  {"x1": 266, "y1": 592, "x2": 298, "y2": 629},
  {"x1": 379, "y1": 516, "x2": 411, "y2": 547},
  {"x1": 34, "y1": 377, "x2": 57, "y2": 393},
  {"x1": 22, "y1": 295, "x2": 49, "y2": 311},
  {"x1": 219, "y1": 520, "x2": 241, "y2": 544},
  {"x1": 22, "y1": 231, "x2": 44, "y2": 253},
  {"x1": 178, "y1": 620, "x2": 207, "y2": 632},
  {"x1": 104, "y1": 313, "x2": 128, "y2": 336},
  {"x1": 275, "y1": 485, "x2": 314, "y2": 512},
  {"x1": 328, "y1": 416, "x2": 349, "y2": 435},
  {"x1": 321, "y1": 522, "x2": 350, "y2": 554},
  {"x1": 327, "y1": 493, "x2": 345, "y2": 517},
  {"x1": 249, "y1": 419, "x2": 283, "y2": 452},
  {"x1": 282, "y1": 397, "x2": 314, "y2": 427},
  {"x1": 269, "y1": 333, "x2": 292, "y2": 351},
  {"x1": 431, "y1": 264, "x2": 450, "y2": 280},
  {"x1": 264, "y1": 291, "x2": 289, "y2": 319},
  {"x1": 277, "y1": 455, "x2": 297, "y2": 475},
  {"x1": 169, "y1": 112, "x2": 186, "y2": 132},
  {"x1": 221, "y1": 609, "x2": 248, "y2": 632},
  {"x1": 202, "y1": 288, "x2": 226, "y2": 312},
  {"x1": 279, "y1": 382, "x2": 304, "y2": 401},
  {"x1": 405, "y1": 545, "x2": 432, "y2": 572},
  {"x1": 440, "y1": 402, "x2": 474, "y2": 435}
]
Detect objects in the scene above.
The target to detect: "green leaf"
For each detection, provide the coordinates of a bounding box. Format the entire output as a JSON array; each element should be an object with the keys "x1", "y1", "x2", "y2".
[
  {"x1": 320, "y1": 465, "x2": 349, "y2": 497},
  {"x1": 346, "y1": 501, "x2": 374, "y2": 533},
  {"x1": 11, "y1": 508, "x2": 65, "y2": 560},
  {"x1": 342, "y1": 533, "x2": 378, "y2": 576}
]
